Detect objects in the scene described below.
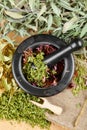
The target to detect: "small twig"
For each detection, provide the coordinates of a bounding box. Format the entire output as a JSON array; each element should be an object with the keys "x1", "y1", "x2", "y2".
[{"x1": 74, "y1": 99, "x2": 87, "y2": 127}]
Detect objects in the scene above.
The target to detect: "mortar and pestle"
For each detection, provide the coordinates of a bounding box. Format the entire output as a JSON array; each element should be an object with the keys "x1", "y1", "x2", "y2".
[{"x1": 12, "y1": 34, "x2": 83, "y2": 97}]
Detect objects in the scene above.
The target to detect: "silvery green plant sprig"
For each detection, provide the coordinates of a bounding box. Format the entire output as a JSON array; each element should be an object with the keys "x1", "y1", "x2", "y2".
[{"x1": 0, "y1": 0, "x2": 87, "y2": 52}]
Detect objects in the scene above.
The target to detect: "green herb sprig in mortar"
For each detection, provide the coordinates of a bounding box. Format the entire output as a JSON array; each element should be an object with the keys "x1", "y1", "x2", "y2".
[
  {"x1": 23, "y1": 48, "x2": 57, "y2": 88},
  {"x1": 23, "y1": 50, "x2": 49, "y2": 87}
]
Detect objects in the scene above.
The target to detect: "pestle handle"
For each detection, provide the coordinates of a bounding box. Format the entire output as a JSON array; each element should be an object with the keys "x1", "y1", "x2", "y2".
[{"x1": 44, "y1": 38, "x2": 83, "y2": 66}]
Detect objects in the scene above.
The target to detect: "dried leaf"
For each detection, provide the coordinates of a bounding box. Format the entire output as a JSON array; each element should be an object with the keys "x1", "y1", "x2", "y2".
[
  {"x1": 51, "y1": 2, "x2": 61, "y2": 16},
  {"x1": 0, "y1": 52, "x2": 4, "y2": 62},
  {"x1": 63, "y1": 17, "x2": 78, "y2": 33},
  {"x1": 4, "y1": 10, "x2": 24, "y2": 19},
  {"x1": 80, "y1": 23, "x2": 87, "y2": 38},
  {"x1": 0, "y1": 66, "x2": 3, "y2": 79},
  {"x1": 2, "y1": 36, "x2": 14, "y2": 45},
  {"x1": 47, "y1": 14, "x2": 53, "y2": 31},
  {"x1": 37, "y1": 4, "x2": 46, "y2": 19},
  {"x1": 2, "y1": 77, "x2": 11, "y2": 91}
]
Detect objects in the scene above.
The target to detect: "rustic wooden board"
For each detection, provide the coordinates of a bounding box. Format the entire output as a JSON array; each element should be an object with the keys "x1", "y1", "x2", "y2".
[
  {"x1": 45, "y1": 89, "x2": 87, "y2": 130},
  {"x1": 0, "y1": 120, "x2": 69, "y2": 130}
]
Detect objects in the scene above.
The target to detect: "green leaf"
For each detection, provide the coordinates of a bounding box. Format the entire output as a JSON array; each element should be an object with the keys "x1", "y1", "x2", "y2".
[
  {"x1": 58, "y1": 0, "x2": 76, "y2": 11},
  {"x1": 16, "y1": 0, "x2": 26, "y2": 7},
  {"x1": 9, "y1": 0, "x2": 15, "y2": 6},
  {"x1": 4, "y1": 10, "x2": 24, "y2": 19},
  {"x1": 80, "y1": 23, "x2": 87, "y2": 38},
  {"x1": 28, "y1": 25, "x2": 37, "y2": 31},
  {"x1": 47, "y1": 14, "x2": 53, "y2": 31},
  {"x1": 37, "y1": 4, "x2": 46, "y2": 19},
  {"x1": 29, "y1": 0, "x2": 35, "y2": 11},
  {"x1": 39, "y1": 16, "x2": 47, "y2": 23},
  {"x1": 53, "y1": 15, "x2": 61, "y2": 26},
  {"x1": 63, "y1": 17, "x2": 78, "y2": 33},
  {"x1": 51, "y1": 2, "x2": 61, "y2": 16}
]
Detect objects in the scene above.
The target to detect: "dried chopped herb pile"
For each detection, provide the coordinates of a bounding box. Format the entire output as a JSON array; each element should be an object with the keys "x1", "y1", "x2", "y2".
[{"x1": 0, "y1": 91, "x2": 50, "y2": 129}]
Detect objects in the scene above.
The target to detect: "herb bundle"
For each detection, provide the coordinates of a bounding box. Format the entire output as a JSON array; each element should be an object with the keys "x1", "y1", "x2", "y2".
[{"x1": 0, "y1": 0, "x2": 87, "y2": 47}]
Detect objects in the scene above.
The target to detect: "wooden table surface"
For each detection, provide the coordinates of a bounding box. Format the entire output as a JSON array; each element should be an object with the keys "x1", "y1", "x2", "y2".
[{"x1": 0, "y1": 120, "x2": 70, "y2": 130}]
